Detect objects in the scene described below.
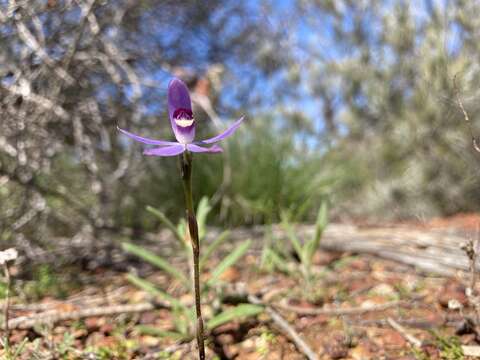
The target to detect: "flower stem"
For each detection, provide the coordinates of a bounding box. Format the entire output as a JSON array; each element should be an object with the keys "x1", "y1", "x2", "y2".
[{"x1": 180, "y1": 151, "x2": 205, "y2": 360}]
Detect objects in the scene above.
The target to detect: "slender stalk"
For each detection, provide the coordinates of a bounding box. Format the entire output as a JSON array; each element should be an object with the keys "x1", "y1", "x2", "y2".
[{"x1": 180, "y1": 151, "x2": 205, "y2": 360}]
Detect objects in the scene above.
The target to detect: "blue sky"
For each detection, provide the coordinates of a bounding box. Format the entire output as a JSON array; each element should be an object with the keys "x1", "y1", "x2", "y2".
[{"x1": 116, "y1": 0, "x2": 461, "y2": 149}]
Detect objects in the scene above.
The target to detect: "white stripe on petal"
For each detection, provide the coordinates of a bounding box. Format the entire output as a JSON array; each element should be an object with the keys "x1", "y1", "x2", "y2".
[{"x1": 175, "y1": 118, "x2": 195, "y2": 127}]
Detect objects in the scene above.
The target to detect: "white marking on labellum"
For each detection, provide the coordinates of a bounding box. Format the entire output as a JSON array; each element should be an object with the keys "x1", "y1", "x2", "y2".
[{"x1": 175, "y1": 118, "x2": 195, "y2": 127}]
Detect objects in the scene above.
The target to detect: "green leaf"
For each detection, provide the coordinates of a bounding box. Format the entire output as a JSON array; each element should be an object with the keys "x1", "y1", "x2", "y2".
[
  {"x1": 146, "y1": 206, "x2": 185, "y2": 247},
  {"x1": 177, "y1": 219, "x2": 187, "y2": 243},
  {"x1": 123, "y1": 243, "x2": 189, "y2": 287},
  {"x1": 280, "y1": 212, "x2": 304, "y2": 262},
  {"x1": 199, "y1": 230, "x2": 230, "y2": 270},
  {"x1": 12, "y1": 338, "x2": 29, "y2": 358},
  {"x1": 207, "y1": 239, "x2": 252, "y2": 286},
  {"x1": 172, "y1": 305, "x2": 189, "y2": 336},
  {"x1": 126, "y1": 273, "x2": 186, "y2": 310},
  {"x1": 136, "y1": 326, "x2": 187, "y2": 341},
  {"x1": 196, "y1": 196, "x2": 212, "y2": 241},
  {"x1": 207, "y1": 304, "x2": 264, "y2": 330},
  {"x1": 305, "y1": 201, "x2": 328, "y2": 264},
  {"x1": 264, "y1": 248, "x2": 291, "y2": 274}
]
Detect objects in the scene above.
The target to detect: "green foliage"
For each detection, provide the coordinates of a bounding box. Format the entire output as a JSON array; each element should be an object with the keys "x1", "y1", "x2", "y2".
[
  {"x1": 0, "y1": 281, "x2": 8, "y2": 299},
  {"x1": 124, "y1": 197, "x2": 259, "y2": 341},
  {"x1": 0, "y1": 338, "x2": 29, "y2": 360},
  {"x1": 224, "y1": 121, "x2": 334, "y2": 225},
  {"x1": 301, "y1": 1, "x2": 480, "y2": 218},
  {"x1": 56, "y1": 332, "x2": 76, "y2": 359},
  {"x1": 146, "y1": 206, "x2": 185, "y2": 247},
  {"x1": 256, "y1": 329, "x2": 277, "y2": 357},
  {"x1": 260, "y1": 200, "x2": 328, "y2": 302},
  {"x1": 126, "y1": 274, "x2": 186, "y2": 310},
  {"x1": 137, "y1": 326, "x2": 186, "y2": 341},
  {"x1": 196, "y1": 197, "x2": 213, "y2": 241},
  {"x1": 433, "y1": 332, "x2": 464, "y2": 360},
  {"x1": 207, "y1": 239, "x2": 252, "y2": 286},
  {"x1": 199, "y1": 230, "x2": 230, "y2": 270},
  {"x1": 206, "y1": 304, "x2": 264, "y2": 329},
  {"x1": 261, "y1": 202, "x2": 329, "y2": 299},
  {"x1": 122, "y1": 243, "x2": 189, "y2": 287},
  {"x1": 22, "y1": 265, "x2": 78, "y2": 301}
]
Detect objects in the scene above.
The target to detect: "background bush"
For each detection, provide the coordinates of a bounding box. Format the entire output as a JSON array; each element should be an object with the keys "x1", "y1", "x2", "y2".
[{"x1": 1, "y1": 1, "x2": 480, "y2": 255}]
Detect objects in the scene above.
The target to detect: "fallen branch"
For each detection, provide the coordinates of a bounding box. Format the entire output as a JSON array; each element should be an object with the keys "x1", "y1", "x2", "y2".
[
  {"x1": 353, "y1": 317, "x2": 440, "y2": 330},
  {"x1": 248, "y1": 294, "x2": 319, "y2": 360},
  {"x1": 275, "y1": 298, "x2": 419, "y2": 316},
  {"x1": 0, "y1": 286, "x2": 129, "y2": 312},
  {"x1": 6, "y1": 302, "x2": 166, "y2": 330}
]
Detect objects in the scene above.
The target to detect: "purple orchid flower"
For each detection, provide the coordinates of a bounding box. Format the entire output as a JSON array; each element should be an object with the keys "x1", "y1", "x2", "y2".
[{"x1": 118, "y1": 78, "x2": 244, "y2": 157}]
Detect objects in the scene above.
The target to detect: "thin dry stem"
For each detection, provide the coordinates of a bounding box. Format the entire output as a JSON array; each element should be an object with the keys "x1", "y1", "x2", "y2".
[
  {"x1": 387, "y1": 317, "x2": 423, "y2": 348},
  {"x1": 248, "y1": 294, "x2": 319, "y2": 360}
]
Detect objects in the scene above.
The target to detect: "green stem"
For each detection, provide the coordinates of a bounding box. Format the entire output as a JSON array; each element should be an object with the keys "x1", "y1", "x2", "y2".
[{"x1": 180, "y1": 151, "x2": 205, "y2": 360}]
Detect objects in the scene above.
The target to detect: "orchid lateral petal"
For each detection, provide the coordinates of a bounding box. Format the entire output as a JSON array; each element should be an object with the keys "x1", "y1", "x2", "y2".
[
  {"x1": 186, "y1": 144, "x2": 223, "y2": 153},
  {"x1": 143, "y1": 144, "x2": 186, "y2": 157},
  {"x1": 200, "y1": 116, "x2": 245, "y2": 144},
  {"x1": 117, "y1": 127, "x2": 178, "y2": 146}
]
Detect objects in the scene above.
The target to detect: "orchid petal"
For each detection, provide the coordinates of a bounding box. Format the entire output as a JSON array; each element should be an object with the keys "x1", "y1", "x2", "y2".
[
  {"x1": 168, "y1": 79, "x2": 192, "y2": 121},
  {"x1": 143, "y1": 144, "x2": 185, "y2": 157},
  {"x1": 118, "y1": 127, "x2": 178, "y2": 146},
  {"x1": 168, "y1": 78, "x2": 195, "y2": 144},
  {"x1": 186, "y1": 144, "x2": 223, "y2": 153},
  {"x1": 199, "y1": 116, "x2": 245, "y2": 144}
]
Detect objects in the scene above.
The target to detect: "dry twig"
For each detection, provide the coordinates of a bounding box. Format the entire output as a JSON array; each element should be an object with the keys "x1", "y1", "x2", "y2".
[
  {"x1": 248, "y1": 294, "x2": 319, "y2": 360},
  {"x1": 275, "y1": 297, "x2": 421, "y2": 316},
  {"x1": 6, "y1": 302, "x2": 167, "y2": 330},
  {"x1": 387, "y1": 317, "x2": 423, "y2": 348}
]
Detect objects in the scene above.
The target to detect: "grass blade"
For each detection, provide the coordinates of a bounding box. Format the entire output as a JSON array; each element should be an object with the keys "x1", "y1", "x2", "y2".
[
  {"x1": 196, "y1": 196, "x2": 212, "y2": 241},
  {"x1": 126, "y1": 273, "x2": 185, "y2": 309},
  {"x1": 123, "y1": 242, "x2": 189, "y2": 287},
  {"x1": 146, "y1": 206, "x2": 185, "y2": 246},
  {"x1": 199, "y1": 230, "x2": 230, "y2": 270},
  {"x1": 280, "y1": 212, "x2": 304, "y2": 262},
  {"x1": 305, "y1": 201, "x2": 328, "y2": 264},
  {"x1": 264, "y1": 248, "x2": 291, "y2": 274},
  {"x1": 207, "y1": 304, "x2": 264, "y2": 330},
  {"x1": 207, "y1": 239, "x2": 251, "y2": 286},
  {"x1": 136, "y1": 325, "x2": 187, "y2": 341}
]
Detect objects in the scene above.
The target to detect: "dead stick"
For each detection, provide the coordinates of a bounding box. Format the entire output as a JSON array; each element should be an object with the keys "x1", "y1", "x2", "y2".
[
  {"x1": 6, "y1": 302, "x2": 165, "y2": 330},
  {"x1": 275, "y1": 298, "x2": 419, "y2": 316},
  {"x1": 387, "y1": 317, "x2": 422, "y2": 348},
  {"x1": 248, "y1": 294, "x2": 319, "y2": 360}
]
